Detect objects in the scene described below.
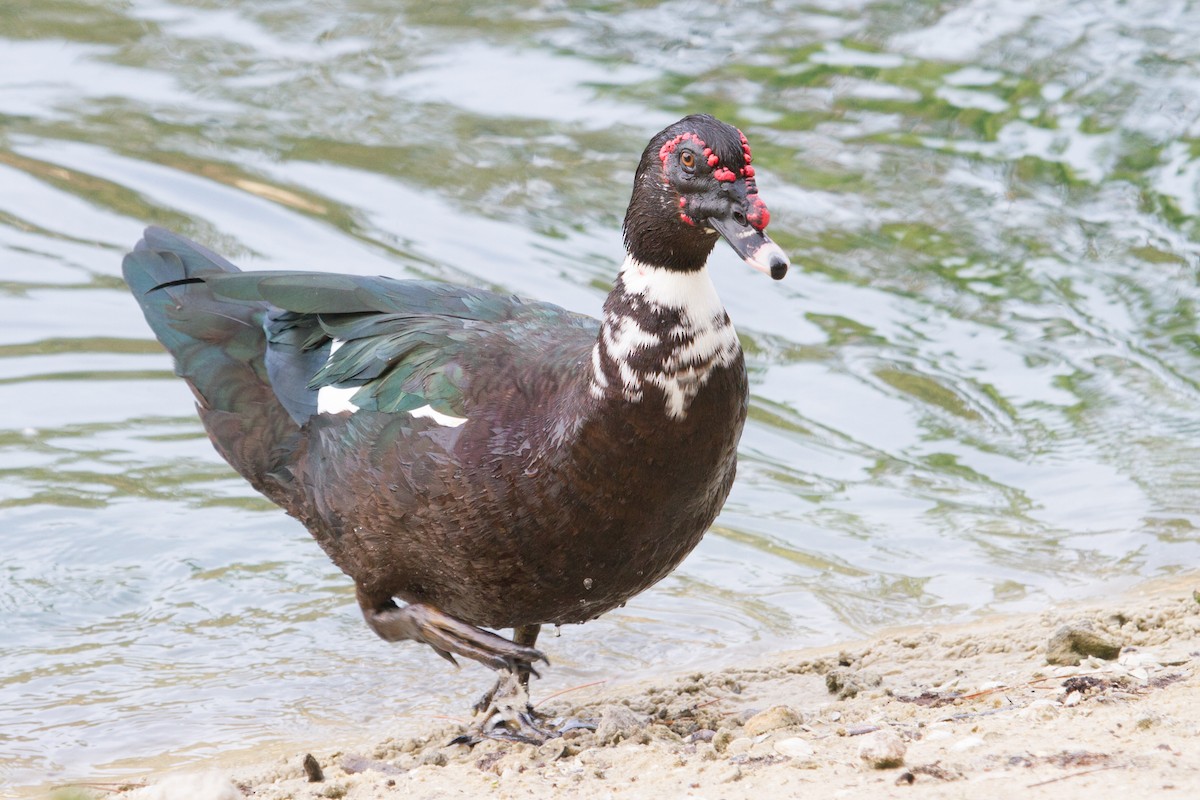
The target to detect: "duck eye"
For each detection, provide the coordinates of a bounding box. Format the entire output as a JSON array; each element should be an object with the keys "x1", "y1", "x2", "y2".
[{"x1": 679, "y1": 151, "x2": 695, "y2": 171}]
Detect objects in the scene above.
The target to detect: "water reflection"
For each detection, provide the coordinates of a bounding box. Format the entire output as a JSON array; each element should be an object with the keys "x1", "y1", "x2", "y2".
[{"x1": 2, "y1": 0, "x2": 1199, "y2": 793}]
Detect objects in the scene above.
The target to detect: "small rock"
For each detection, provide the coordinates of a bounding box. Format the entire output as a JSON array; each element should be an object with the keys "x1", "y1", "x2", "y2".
[
  {"x1": 726, "y1": 736, "x2": 753, "y2": 755},
  {"x1": 846, "y1": 724, "x2": 881, "y2": 737},
  {"x1": 537, "y1": 739, "x2": 568, "y2": 761},
  {"x1": 749, "y1": 737, "x2": 778, "y2": 758},
  {"x1": 303, "y1": 753, "x2": 324, "y2": 783},
  {"x1": 594, "y1": 704, "x2": 646, "y2": 745},
  {"x1": 472, "y1": 739, "x2": 507, "y2": 757},
  {"x1": 858, "y1": 728, "x2": 906, "y2": 769},
  {"x1": 712, "y1": 729, "x2": 735, "y2": 753},
  {"x1": 911, "y1": 762, "x2": 964, "y2": 781},
  {"x1": 826, "y1": 668, "x2": 882, "y2": 699},
  {"x1": 1046, "y1": 625, "x2": 1121, "y2": 665},
  {"x1": 730, "y1": 708, "x2": 761, "y2": 727},
  {"x1": 773, "y1": 737, "x2": 815, "y2": 759},
  {"x1": 743, "y1": 705, "x2": 802, "y2": 736}
]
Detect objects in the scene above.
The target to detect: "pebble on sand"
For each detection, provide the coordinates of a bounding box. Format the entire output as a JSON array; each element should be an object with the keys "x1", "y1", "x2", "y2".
[
  {"x1": 1046, "y1": 625, "x2": 1122, "y2": 666},
  {"x1": 743, "y1": 705, "x2": 802, "y2": 737},
  {"x1": 857, "y1": 728, "x2": 906, "y2": 769},
  {"x1": 594, "y1": 704, "x2": 647, "y2": 745}
]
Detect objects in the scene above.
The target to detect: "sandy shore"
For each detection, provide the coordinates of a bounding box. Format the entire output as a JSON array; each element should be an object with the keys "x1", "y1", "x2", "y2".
[{"x1": 67, "y1": 574, "x2": 1199, "y2": 799}]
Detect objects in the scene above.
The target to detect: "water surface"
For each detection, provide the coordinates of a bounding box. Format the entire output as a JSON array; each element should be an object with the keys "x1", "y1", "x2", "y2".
[{"x1": 3, "y1": 0, "x2": 1200, "y2": 793}]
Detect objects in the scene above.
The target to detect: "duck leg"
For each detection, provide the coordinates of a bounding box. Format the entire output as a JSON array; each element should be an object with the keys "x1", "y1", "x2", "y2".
[
  {"x1": 466, "y1": 622, "x2": 596, "y2": 744},
  {"x1": 459, "y1": 624, "x2": 562, "y2": 744},
  {"x1": 474, "y1": 624, "x2": 542, "y2": 713},
  {"x1": 358, "y1": 591, "x2": 546, "y2": 674}
]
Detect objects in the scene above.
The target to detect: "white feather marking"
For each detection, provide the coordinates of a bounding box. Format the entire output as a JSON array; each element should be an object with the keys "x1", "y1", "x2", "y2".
[
  {"x1": 590, "y1": 343, "x2": 608, "y2": 389},
  {"x1": 593, "y1": 256, "x2": 740, "y2": 420},
  {"x1": 315, "y1": 340, "x2": 467, "y2": 425},
  {"x1": 602, "y1": 314, "x2": 660, "y2": 361},
  {"x1": 646, "y1": 367, "x2": 707, "y2": 418},
  {"x1": 317, "y1": 339, "x2": 361, "y2": 414},
  {"x1": 619, "y1": 255, "x2": 727, "y2": 321},
  {"x1": 668, "y1": 324, "x2": 740, "y2": 367},
  {"x1": 317, "y1": 385, "x2": 361, "y2": 414},
  {"x1": 408, "y1": 404, "x2": 468, "y2": 428},
  {"x1": 618, "y1": 360, "x2": 643, "y2": 397},
  {"x1": 621, "y1": 255, "x2": 740, "y2": 372}
]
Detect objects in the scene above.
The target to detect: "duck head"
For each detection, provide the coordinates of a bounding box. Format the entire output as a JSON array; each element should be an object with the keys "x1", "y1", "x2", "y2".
[{"x1": 623, "y1": 114, "x2": 789, "y2": 280}]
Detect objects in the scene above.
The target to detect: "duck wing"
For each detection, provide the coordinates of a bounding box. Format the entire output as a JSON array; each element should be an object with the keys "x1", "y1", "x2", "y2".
[{"x1": 201, "y1": 269, "x2": 600, "y2": 425}]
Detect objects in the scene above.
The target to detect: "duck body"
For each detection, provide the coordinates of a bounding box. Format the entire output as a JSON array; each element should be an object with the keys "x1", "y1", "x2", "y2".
[
  {"x1": 123, "y1": 114, "x2": 788, "y2": 699},
  {"x1": 285, "y1": 264, "x2": 747, "y2": 630}
]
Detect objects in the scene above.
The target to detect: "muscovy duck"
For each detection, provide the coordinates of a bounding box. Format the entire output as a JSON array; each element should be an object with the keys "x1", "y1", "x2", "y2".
[{"x1": 123, "y1": 114, "x2": 788, "y2": 739}]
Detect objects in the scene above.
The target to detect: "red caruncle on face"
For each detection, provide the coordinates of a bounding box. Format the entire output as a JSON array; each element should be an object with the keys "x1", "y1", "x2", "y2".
[{"x1": 658, "y1": 127, "x2": 770, "y2": 230}]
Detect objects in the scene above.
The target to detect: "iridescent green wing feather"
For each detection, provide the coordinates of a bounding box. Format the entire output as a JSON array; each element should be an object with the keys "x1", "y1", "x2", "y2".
[{"x1": 204, "y1": 272, "x2": 599, "y2": 420}]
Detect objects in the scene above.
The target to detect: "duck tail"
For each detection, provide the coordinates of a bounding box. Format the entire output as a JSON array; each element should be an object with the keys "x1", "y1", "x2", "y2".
[{"x1": 122, "y1": 226, "x2": 299, "y2": 501}]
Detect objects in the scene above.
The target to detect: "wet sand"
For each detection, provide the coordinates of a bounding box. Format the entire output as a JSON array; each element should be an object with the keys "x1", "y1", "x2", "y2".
[{"x1": 76, "y1": 574, "x2": 1200, "y2": 799}]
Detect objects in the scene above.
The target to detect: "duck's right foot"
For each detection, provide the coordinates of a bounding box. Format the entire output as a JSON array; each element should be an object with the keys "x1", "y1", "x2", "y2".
[{"x1": 458, "y1": 671, "x2": 555, "y2": 745}]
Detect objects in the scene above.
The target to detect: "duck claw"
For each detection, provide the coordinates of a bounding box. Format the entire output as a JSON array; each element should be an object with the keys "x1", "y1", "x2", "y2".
[{"x1": 363, "y1": 601, "x2": 546, "y2": 673}]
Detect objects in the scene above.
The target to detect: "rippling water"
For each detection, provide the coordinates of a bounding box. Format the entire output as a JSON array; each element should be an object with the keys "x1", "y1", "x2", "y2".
[{"x1": 3, "y1": 0, "x2": 1200, "y2": 793}]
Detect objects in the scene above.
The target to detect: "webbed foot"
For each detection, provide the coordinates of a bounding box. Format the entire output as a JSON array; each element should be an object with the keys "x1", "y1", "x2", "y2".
[
  {"x1": 461, "y1": 624, "x2": 596, "y2": 745},
  {"x1": 459, "y1": 670, "x2": 554, "y2": 744}
]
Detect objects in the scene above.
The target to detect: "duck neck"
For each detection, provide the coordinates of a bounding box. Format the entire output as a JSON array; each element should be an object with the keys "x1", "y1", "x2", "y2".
[
  {"x1": 621, "y1": 170, "x2": 721, "y2": 272},
  {"x1": 588, "y1": 254, "x2": 741, "y2": 420}
]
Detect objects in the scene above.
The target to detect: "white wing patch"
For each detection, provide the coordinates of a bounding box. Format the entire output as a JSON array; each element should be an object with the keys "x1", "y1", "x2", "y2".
[
  {"x1": 317, "y1": 384, "x2": 361, "y2": 414},
  {"x1": 317, "y1": 339, "x2": 361, "y2": 414},
  {"x1": 315, "y1": 342, "x2": 468, "y2": 426},
  {"x1": 409, "y1": 404, "x2": 469, "y2": 428}
]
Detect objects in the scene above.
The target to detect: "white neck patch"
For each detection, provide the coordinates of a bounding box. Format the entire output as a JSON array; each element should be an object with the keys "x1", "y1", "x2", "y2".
[
  {"x1": 617, "y1": 255, "x2": 726, "y2": 322},
  {"x1": 590, "y1": 256, "x2": 740, "y2": 419}
]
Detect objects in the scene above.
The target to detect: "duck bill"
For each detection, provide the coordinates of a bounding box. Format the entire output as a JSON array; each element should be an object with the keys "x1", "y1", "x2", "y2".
[{"x1": 709, "y1": 216, "x2": 789, "y2": 280}]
